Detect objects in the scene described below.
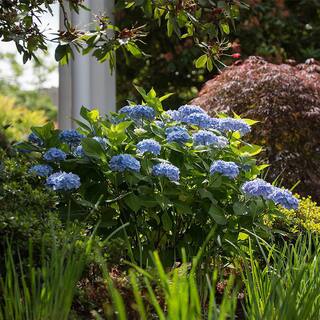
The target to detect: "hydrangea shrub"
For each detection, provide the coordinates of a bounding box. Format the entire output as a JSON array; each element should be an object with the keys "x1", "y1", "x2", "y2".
[{"x1": 18, "y1": 90, "x2": 298, "y2": 261}]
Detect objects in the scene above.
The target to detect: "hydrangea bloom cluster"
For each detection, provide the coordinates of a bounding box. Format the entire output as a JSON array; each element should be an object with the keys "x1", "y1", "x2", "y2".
[
  {"x1": 29, "y1": 164, "x2": 53, "y2": 177},
  {"x1": 119, "y1": 105, "x2": 155, "y2": 121},
  {"x1": 178, "y1": 105, "x2": 206, "y2": 121},
  {"x1": 218, "y1": 118, "x2": 251, "y2": 136},
  {"x1": 193, "y1": 130, "x2": 228, "y2": 147},
  {"x1": 210, "y1": 160, "x2": 239, "y2": 179},
  {"x1": 43, "y1": 148, "x2": 67, "y2": 162},
  {"x1": 165, "y1": 126, "x2": 190, "y2": 144},
  {"x1": 241, "y1": 179, "x2": 275, "y2": 198},
  {"x1": 136, "y1": 139, "x2": 161, "y2": 156},
  {"x1": 46, "y1": 171, "x2": 81, "y2": 191},
  {"x1": 268, "y1": 188, "x2": 299, "y2": 210},
  {"x1": 183, "y1": 113, "x2": 213, "y2": 128},
  {"x1": 152, "y1": 163, "x2": 180, "y2": 182},
  {"x1": 166, "y1": 105, "x2": 206, "y2": 122},
  {"x1": 28, "y1": 132, "x2": 43, "y2": 146},
  {"x1": 59, "y1": 129, "x2": 84, "y2": 146},
  {"x1": 242, "y1": 179, "x2": 299, "y2": 210},
  {"x1": 109, "y1": 154, "x2": 141, "y2": 172},
  {"x1": 166, "y1": 110, "x2": 181, "y2": 121},
  {"x1": 74, "y1": 145, "x2": 85, "y2": 158}
]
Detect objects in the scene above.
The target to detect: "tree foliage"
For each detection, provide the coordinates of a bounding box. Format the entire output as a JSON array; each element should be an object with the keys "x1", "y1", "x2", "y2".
[{"x1": 0, "y1": 0, "x2": 244, "y2": 69}]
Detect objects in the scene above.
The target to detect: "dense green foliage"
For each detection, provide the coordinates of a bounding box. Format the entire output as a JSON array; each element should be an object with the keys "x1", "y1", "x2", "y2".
[
  {"x1": 236, "y1": 0, "x2": 320, "y2": 62},
  {"x1": 0, "y1": 151, "x2": 62, "y2": 268}
]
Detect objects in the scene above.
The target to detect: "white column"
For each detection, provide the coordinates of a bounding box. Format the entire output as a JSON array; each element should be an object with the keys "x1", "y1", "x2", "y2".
[{"x1": 58, "y1": 0, "x2": 115, "y2": 129}]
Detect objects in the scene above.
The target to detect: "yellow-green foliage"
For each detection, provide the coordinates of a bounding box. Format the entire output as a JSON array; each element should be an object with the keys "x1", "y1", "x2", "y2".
[
  {"x1": 271, "y1": 195, "x2": 320, "y2": 233},
  {"x1": 0, "y1": 95, "x2": 47, "y2": 142}
]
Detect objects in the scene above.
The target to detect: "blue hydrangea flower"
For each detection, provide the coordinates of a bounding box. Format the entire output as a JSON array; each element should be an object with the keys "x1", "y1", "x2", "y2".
[
  {"x1": 218, "y1": 118, "x2": 251, "y2": 136},
  {"x1": 209, "y1": 118, "x2": 223, "y2": 131},
  {"x1": 59, "y1": 129, "x2": 84, "y2": 146},
  {"x1": 93, "y1": 136, "x2": 108, "y2": 148},
  {"x1": 152, "y1": 163, "x2": 180, "y2": 181},
  {"x1": 166, "y1": 110, "x2": 181, "y2": 121},
  {"x1": 241, "y1": 179, "x2": 275, "y2": 198},
  {"x1": 43, "y1": 148, "x2": 67, "y2": 162},
  {"x1": 193, "y1": 130, "x2": 228, "y2": 147},
  {"x1": 267, "y1": 188, "x2": 299, "y2": 210},
  {"x1": 210, "y1": 160, "x2": 239, "y2": 179},
  {"x1": 74, "y1": 145, "x2": 85, "y2": 158},
  {"x1": 184, "y1": 113, "x2": 215, "y2": 128},
  {"x1": 154, "y1": 120, "x2": 165, "y2": 128},
  {"x1": 109, "y1": 154, "x2": 141, "y2": 172},
  {"x1": 29, "y1": 164, "x2": 53, "y2": 177},
  {"x1": 136, "y1": 139, "x2": 161, "y2": 156},
  {"x1": 178, "y1": 105, "x2": 206, "y2": 121},
  {"x1": 119, "y1": 105, "x2": 155, "y2": 121},
  {"x1": 28, "y1": 132, "x2": 43, "y2": 146},
  {"x1": 46, "y1": 171, "x2": 81, "y2": 191},
  {"x1": 165, "y1": 126, "x2": 190, "y2": 144},
  {"x1": 167, "y1": 131, "x2": 191, "y2": 144},
  {"x1": 165, "y1": 126, "x2": 188, "y2": 135}
]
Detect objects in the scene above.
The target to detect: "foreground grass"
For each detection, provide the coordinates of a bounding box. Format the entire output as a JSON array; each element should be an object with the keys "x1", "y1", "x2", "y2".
[{"x1": 1, "y1": 233, "x2": 320, "y2": 319}]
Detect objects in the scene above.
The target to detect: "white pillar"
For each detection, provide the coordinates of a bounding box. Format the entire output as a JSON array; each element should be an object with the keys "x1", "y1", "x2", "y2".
[{"x1": 58, "y1": 0, "x2": 115, "y2": 129}]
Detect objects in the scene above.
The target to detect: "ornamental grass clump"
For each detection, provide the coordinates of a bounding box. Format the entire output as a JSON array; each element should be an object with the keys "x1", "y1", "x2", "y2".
[{"x1": 18, "y1": 89, "x2": 298, "y2": 263}]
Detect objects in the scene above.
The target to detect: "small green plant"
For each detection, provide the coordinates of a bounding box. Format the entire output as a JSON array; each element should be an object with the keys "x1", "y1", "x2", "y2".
[
  {"x1": 0, "y1": 230, "x2": 93, "y2": 320},
  {"x1": 103, "y1": 251, "x2": 238, "y2": 320},
  {"x1": 241, "y1": 234, "x2": 320, "y2": 320}
]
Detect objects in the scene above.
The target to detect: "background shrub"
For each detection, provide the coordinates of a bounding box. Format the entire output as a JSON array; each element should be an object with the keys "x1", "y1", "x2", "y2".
[
  {"x1": 0, "y1": 151, "x2": 62, "y2": 269},
  {"x1": 0, "y1": 95, "x2": 47, "y2": 142},
  {"x1": 192, "y1": 56, "x2": 320, "y2": 202},
  {"x1": 268, "y1": 195, "x2": 320, "y2": 234}
]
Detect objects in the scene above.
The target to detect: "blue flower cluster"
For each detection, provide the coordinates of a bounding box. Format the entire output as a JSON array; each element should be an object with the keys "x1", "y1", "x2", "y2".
[
  {"x1": 28, "y1": 132, "x2": 43, "y2": 146},
  {"x1": 269, "y1": 188, "x2": 299, "y2": 210},
  {"x1": 74, "y1": 145, "x2": 85, "y2": 158},
  {"x1": 154, "y1": 120, "x2": 165, "y2": 128},
  {"x1": 193, "y1": 130, "x2": 228, "y2": 147},
  {"x1": 137, "y1": 139, "x2": 161, "y2": 156},
  {"x1": 242, "y1": 179, "x2": 299, "y2": 210},
  {"x1": 29, "y1": 164, "x2": 53, "y2": 177},
  {"x1": 178, "y1": 105, "x2": 206, "y2": 121},
  {"x1": 119, "y1": 105, "x2": 155, "y2": 121},
  {"x1": 166, "y1": 110, "x2": 181, "y2": 121},
  {"x1": 241, "y1": 179, "x2": 275, "y2": 198},
  {"x1": 152, "y1": 162, "x2": 180, "y2": 181},
  {"x1": 210, "y1": 160, "x2": 239, "y2": 179},
  {"x1": 46, "y1": 171, "x2": 81, "y2": 191},
  {"x1": 183, "y1": 113, "x2": 213, "y2": 128},
  {"x1": 59, "y1": 129, "x2": 84, "y2": 146},
  {"x1": 218, "y1": 118, "x2": 251, "y2": 136},
  {"x1": 43, "y1": 148, "x2": 67, "y2": 162},
  {"x1": 166, "y1": 105, "x2": 206, "y2": 122},
  {"x1": 165, "y1": 126, "x2": 190, "y2": 144},
  {"x1": 109, "y1": 154, "x2": 141, "y2": 172}
]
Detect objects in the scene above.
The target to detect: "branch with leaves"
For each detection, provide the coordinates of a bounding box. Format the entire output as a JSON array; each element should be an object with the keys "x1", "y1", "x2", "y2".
[{"x1": 0, "y1": 0, "x2": 248, "y2": 71}]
